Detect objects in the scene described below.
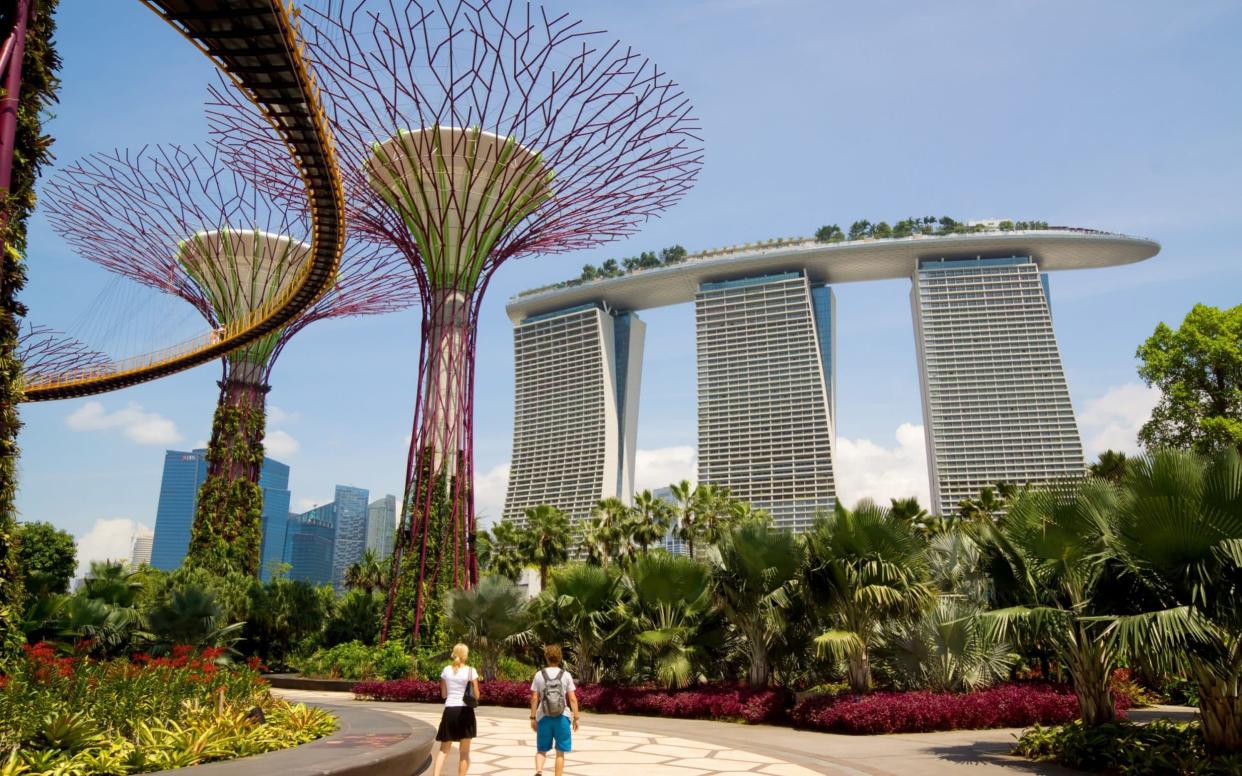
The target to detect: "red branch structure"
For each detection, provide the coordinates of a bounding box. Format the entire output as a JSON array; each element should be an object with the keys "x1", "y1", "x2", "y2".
[
  {"x1": 16, "y1": 324, "x2": 112, "y2": 384},
  {"x1": 41, "y1": 142, "x2": 419, "y2": 575},
  {"x1": 208, "y1": 0, "x2": 703, "y2": 639}
]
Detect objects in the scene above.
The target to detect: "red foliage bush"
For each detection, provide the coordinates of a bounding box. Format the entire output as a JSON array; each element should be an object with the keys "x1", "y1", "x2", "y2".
[
  {"x1": 790, "y1": 682, "x2": 1132, "y2": 735},
  {"x1": 352, "y1": 679, "x2": 790, "y2": 725}
]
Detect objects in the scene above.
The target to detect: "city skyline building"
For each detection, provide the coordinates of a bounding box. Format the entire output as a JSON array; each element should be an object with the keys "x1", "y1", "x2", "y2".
[
  {"x1": 912, "y1": 255, "x2": 1085, "y2": 514},
  {"x1": 366, "y1": 495, "x2": 398, "y2": 559},
  {"x1": 504, "y1": 228, "x2": 1159, "y2": 524},
  {"x1": 503, "y1": 304, "x2": 645, "y2": 530},
  {"x1": 329, "y1": 485, "x2": 370, "y2": 590},
  {"x1": 129, "y1": 529, "x2": 154, "y2": 569},
  {"x1": 284, "y1": 506, "x2": 335, "y2": 586},
  {"x1": 258, "y1": 458, "x2": 292, "y2": 582}
]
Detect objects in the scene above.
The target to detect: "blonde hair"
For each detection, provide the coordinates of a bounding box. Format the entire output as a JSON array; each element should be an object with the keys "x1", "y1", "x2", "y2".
[
  {"x1": 451, "y1": 643, "x2": 469, "y2": 668},
  {"x1": 544, "y1": 644, "x2": 563, "y2": 666}
]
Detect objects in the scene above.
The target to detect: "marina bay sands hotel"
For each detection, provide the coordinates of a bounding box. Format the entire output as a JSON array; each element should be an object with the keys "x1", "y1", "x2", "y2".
[{"x1": 501, "y1": 227, "x2": 1159, "y2": 529}]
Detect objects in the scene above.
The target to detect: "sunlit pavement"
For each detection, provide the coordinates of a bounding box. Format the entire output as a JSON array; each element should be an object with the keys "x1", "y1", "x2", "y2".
[{"x1": 278, "y1": 689, "x2": 1196, "y2": 775}]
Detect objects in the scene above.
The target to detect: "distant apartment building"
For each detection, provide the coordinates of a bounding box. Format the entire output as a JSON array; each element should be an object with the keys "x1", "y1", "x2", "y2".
[
  {"x1": 150, "y1": 448, "x2": 291, "y2": 572},
  {"x1": 329, "y1": 485, "x2": 370, "y2": 589},
  {"x1": 366, "y1": 495, "x2": 398, "y2": 558},
  {"x1": 284, "y1": 506, "x2": 335, "y2": 586},
  {"x1": 652, "y1": 486, "x2": 687, "y2": 556},
  {"x1": 129, "y1": 529, "x2": 154, "y2": 569}
]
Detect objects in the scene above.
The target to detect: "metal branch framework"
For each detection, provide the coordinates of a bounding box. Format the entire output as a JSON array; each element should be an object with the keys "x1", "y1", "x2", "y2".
[
  {"x1": 209, "y1": 0, "x2": 703, "y2": 642},
  {"x1": 16, "y1": 324, "x2": 113, "y2": 384}
]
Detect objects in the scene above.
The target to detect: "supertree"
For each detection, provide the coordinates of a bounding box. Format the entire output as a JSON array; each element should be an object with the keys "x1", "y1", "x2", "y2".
[
  {"x1": 42, "y1": 143, "x2": 419, "y2": 577},
  {"x1": 16, "y1": 324, "x2": 112, "y2": 383},
  {"x1": 208, "y1": 0, "x2": 703, "y2": 641}
]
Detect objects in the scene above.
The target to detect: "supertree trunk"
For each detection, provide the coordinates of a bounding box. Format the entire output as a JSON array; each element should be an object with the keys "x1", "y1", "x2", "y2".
[
  {"x1": 186, "y1": 369, "x2": 269, "y2": 577},
  {"x1": 384, "y1": 289, "x2": 479, "y2": 644}
]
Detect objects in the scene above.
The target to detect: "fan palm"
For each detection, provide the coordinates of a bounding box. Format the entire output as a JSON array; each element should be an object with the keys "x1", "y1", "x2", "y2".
[
  {"x1": 879, "y1": 597, "x2": 1012, "y2": 693},
  {"x1": 146, "y1": 586, "x2": 244, "y2": 655},
  {"x1": 444, "y1": 575, "x2": 532, "y2": 680},
  {"x1": 981, "y1": 480, "x2": 1123, "y2": 726},
  {"x1": 709, "y1": 521, "x2": 802, "y2": 687},
  {"x1": 622, "y1": 552, "x2": 715, "y2": 688},
  {"x1": 670, "y1": 479, "x2": 700, "y2": 558},
  {"x1": 522, "y1": 505, "x2": 572, "y2": 588},
  {"x1": 530, "y1": 564, "x2": 625, "y2": 684},
  {"x1": 806, "y1": 500, "x2": 934, "y2": 693},
  {"x1": 1106, "y1": 449, "x2": 1242, "y2": 752},
  {"x1": 629, "y1": 491, "x2": 673, "y2": 555}
]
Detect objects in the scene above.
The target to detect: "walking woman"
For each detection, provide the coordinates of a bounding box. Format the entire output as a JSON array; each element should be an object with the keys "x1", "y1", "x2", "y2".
[{"x1": 433, "y1": 643, "x2": 480, "y2": 776}]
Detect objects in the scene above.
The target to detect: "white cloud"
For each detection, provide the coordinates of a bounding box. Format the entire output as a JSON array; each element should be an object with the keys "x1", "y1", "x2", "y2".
[
  {"x1": 835, "y1": 422, "x2": 931, "y2": 509},
  {"x1": 634, "y1": 446, "x2": 698, "y2": 493},
  {"x1": 65, "y1": 401, "x2": 181, "y2": 445},
  {"x1": 1078, "y1": 383, "x2": 1159, "y2": 456},
  {"x1": 474, "y1": 462, "x2": 511, "y2": 529},
  {"x1": 75, "y1": 517, "x2": 150, "y2": 576},
  {"x1": 267, "y1": 405, "x2": 299, "y2": 424},
  {"x1": 264, "y1": 429, "x2": 300, "y2": 458}
]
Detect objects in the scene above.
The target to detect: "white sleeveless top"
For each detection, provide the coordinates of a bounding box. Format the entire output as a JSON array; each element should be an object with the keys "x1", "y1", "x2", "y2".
[{"x1": 440, "y1": 664, "x2": 477, "y2": 707}]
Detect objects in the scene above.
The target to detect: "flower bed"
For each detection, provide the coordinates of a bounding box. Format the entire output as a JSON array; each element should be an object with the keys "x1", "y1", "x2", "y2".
[
  {"x1": 352, "y1": 679, "x2": 791, "y2": 725},
  {"x1": 790, "y1": 682, "x2": 1132, "y2": 735},
  {"x1": 0, "y1": 643, "x2": 335, "y2": 774}
]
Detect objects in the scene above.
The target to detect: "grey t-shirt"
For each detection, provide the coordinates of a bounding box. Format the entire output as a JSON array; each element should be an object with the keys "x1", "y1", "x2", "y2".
[{"x1": 530, "y1": 667, "x2": 575, "y2": 721}]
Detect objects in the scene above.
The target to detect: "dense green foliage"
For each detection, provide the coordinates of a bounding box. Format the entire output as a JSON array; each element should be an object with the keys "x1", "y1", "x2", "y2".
[
  {"x1": 443, "y1": 575, "x2": 531, "y2": 679},
  {"x1": 0, "y1": 0, "x2": 61, "y2": 668},
  {"x1": 1016, "y1": 719, "x2": 1242, "y2": 775},
  {"x1": 1137, "y1": 303, "x2": 1242, "y2": 455},
  {"x1": 188, "y1": 394, "x2": 266, "y2": 576},
  {"x1": 15, "y1": 521, "x2": 75, "y2": 593},
  {"x1": 295, "y1": 640, "x2": 414, "y2": 681}
]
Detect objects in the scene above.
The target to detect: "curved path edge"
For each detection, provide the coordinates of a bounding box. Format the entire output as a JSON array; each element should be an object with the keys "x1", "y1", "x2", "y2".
[{"x1": 149, "y1": 704, "x2": 435, "y2": 776}]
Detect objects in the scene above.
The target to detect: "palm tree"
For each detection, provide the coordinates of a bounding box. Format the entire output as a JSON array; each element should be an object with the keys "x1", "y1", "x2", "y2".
[
  {"x1": 1106, "y1": 449, "x2": 1242, "y2": 752},
  {"x1": 981, "y1": 481, "x2": 1123, "y2": 726},
  {"x1": 345, "y1": 549, "x2": 386, "y2": 596},
  {"x1": 726, "y1": 499, "x2": 770, "y2": 527},
  {"x1": 584, "y1": 498, "x2": 632, "y2": 568},
  {"x1": 957, "y1": 486, "x2": 1005, "y2": 523},
  {"x1": 146, "y1": 586, "x2": 244, "y2": 655},
  {"x1": 531, "y1": 564, "x2": 625, "y2": 684},
  {"x1": 1088, "y1": 449, "x2": 1130, "y2": 482},
  {"x1": 629, "y1": 491, "x2": 673, "y2": 555},
  {"x1": 522, "y1": 505, "x2": 572, "y2": 588},
  {"x1": 806, "y1": 500, "x2": 934, "y2": 693},
  {"x1": 670, "y1": 480, "x2": 700, "y2": 559},
  {"x1": 879, "y1": 597, "x2": 1013, "y2": 693},
  {"x1": 709, "y1": 521, "x2": 802, "y2": 688},
  {"x1": 622, "y1": 553, "x2": 717, "y2": 689},
  {"x1": 478, "y1": 519, "x2": 527, "y2": 581},
  {"x1": 693, "y1": 483, "x2": 734, "y2": 551},
  {"x1": 889, "y1": 496, "x2": 929, "y2": 523},
  {"x1": 444, "y1": 575, "x2": 532, "y2": 680}
]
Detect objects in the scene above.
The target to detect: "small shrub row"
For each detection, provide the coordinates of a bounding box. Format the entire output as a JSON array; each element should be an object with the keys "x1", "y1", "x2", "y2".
[
  {"x1": 790, "y1": 682, "x2": 1132, "y2": 735},
  {"x1": 294, "y1": 640, "x2": 415, "y2": 681},
  {"x1": 1015, "y1": 719, "x2": 1242, "y2": 776},
  {"x1": 351, "y1": 680, "x2": 791, "y2": 725}
]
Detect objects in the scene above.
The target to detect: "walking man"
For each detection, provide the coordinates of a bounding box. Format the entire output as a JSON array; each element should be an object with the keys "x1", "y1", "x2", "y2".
[{"x1": 530, "y1": 644, "x2": 580, "y2": 776}]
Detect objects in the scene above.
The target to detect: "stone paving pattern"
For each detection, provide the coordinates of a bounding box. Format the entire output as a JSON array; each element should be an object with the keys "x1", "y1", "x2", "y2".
[{"x1": 278, "y1": 690, "x2": 1197, "y2": 775}]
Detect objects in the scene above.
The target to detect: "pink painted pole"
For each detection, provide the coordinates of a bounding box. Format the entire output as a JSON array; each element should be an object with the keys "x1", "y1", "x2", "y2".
[{"x1": 0, "y1": 0, "x2": 32, "y2": 195}]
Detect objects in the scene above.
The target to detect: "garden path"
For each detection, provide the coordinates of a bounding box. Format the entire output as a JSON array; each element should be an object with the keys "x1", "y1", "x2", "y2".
[{"x1": 275, "y1": 690, "x2": 1200, "y2": 775}]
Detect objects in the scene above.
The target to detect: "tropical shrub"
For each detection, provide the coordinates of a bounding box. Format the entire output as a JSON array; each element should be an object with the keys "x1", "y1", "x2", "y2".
[
  {"x1": 352, "y1": 679, "x2": 791, "y2": 724},
  {"x1": 1015, "y1": 719, "x2": 1242, "y2": 776},
  {"x1": 0, "y1": 642, "x2": 334, "y2": 772},
  {"x1": 444, "y1": 576, "x2": 532, "y2": 680},
  {"x1": 295, "y1": 640, "x2": 414, "y2": 681},
  {"x1": 791, "y1": 682, "x2": 1132, "y2": 735}
]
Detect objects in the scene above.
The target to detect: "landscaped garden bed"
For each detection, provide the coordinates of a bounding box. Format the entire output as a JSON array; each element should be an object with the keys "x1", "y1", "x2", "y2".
[
  {"x1": 1015, "y1": 719, "x2": 1242, "y2": 776},
  {"x1": 0, "y1": 643, "x2": 335, "y2": 774}
]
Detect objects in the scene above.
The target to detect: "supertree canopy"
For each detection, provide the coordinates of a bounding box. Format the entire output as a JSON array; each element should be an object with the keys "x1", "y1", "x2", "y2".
[
  {"x1": 209, "y1": 0, "x2": 703, "y2": 641},
  {"x1": 16, "y1": 324, "x2": 112, "y2": 384},
  {"x1": 42, "y1": 144, "x2": 418, "y2": 577}
]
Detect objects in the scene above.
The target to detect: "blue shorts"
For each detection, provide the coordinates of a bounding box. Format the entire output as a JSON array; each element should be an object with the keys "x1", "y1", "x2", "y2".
[{"x1": 536, "y1": 715, "x2": 572, "y2": 753}]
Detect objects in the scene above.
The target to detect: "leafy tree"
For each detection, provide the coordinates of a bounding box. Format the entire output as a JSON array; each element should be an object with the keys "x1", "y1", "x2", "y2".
[
  {"x1": 847, "y1": 219, "x2": 871, "y2": 240},
  {"x1": 478, "y1": 519, "x2": 527, "y2": 582},
  {"x1": 1089, "y1": 450, "x2": 1130, "y2": 483},
  {"x1": 629, "y1": 490, "x2": 673, "y2": 555},
  {"x1": 709, "y1": 521, "x2": 802, "y2": 687},
  {"x1": 622, "y1": 553, "x2": 718, "y2": 689},
  {"x1": 444, "y1": 575, "x2": 532, "y2": 680},
  {"x1": 1, "y1": 0, "x2": 62, "y2": 666},
  {"x1": 245, "y1": 577, "x2": 326, "y2": 663},
  {"x1": 871, "y1": 221, "x2": 892, "y2": 239},
  {"x1": 982, "y1": 481, "x2": 1124, "y2": 726},
  {"x1": 1137, "y1": 303, "x2": 1242, "y2": 455},
  {"x1": 659, "y1": 245, "x2": 688, "y2": 264},
  {"x1": 579, "y1": 264, "x2": 598, "y2": 281},
  {"x1": 600, "y1": 258, "x2": 620, "y2": 277},
  {"x1": 806, "y1": 501, "x2": 933, "y2": 693},
  {"x1": 530, "y1": 564, "x2": 625, "y2": 684},
  {"x1": 323, "y1": 589, "x2": 382, "y2": 647},
  {"x1": 814, "y1": 224, "x2": 843, "y2": 243},
  {"x1": 1107, "y1": 449, "x2": 1242, "y2": 752},
  {"x1": 522, "y1": 504, "x2": 572, "y2": 588},
  {"x1": 16, "y1": 521, "x2": 76, "y2": 593},
  {"x1": 146, "y1": 586, "x2": 243, "y2": 655}
]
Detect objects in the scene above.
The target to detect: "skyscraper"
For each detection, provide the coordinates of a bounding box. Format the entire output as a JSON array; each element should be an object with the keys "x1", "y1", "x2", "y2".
[
  {"x1": 129, "y1": 529, "x2": 154, "y2": 569},
  {"x1": 912, "y1": 255, "x2": 1085, "y2": 515},
  {"x1": 150, "y1": 448, "x2": 291, "y2": 572},
  {"x1": 366, "y1": 495, "x2": 398, "y2": 559},
  {"x1": 695, "y1": 272, "x2": 837, "y2": 532},
  {"x1": 284, "y1": 506, "x2": 335, "y2": 586},
  {"x1": 503, "y1": 303, "x2": 645, "y2": 528},
  {"x1": 330, "y1": 485, "x2": 371, "y2": 590}
]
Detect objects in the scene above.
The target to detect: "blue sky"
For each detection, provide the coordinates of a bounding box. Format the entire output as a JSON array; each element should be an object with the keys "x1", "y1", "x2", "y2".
[{"x1": 17, "y1": 0, "x2": 1242, "y2": 570}]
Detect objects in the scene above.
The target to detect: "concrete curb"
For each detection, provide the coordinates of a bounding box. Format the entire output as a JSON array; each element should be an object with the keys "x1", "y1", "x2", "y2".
[
  {"x1": 266, "y1": 673, "x2": 361, "y2": 693},
  {"x1": 148, "y1": 704, "x2": 434, "y2": 776}
]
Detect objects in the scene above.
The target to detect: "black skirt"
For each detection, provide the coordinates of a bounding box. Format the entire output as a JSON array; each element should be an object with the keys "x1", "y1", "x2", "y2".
[{"x1": 436, "y1": 706, "x2": 477, "y2": 741}]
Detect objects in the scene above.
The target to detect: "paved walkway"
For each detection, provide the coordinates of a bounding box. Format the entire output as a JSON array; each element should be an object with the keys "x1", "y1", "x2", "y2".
[{"x1": 276, "y1": 689, "x2": 1196, "y2": 776}]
